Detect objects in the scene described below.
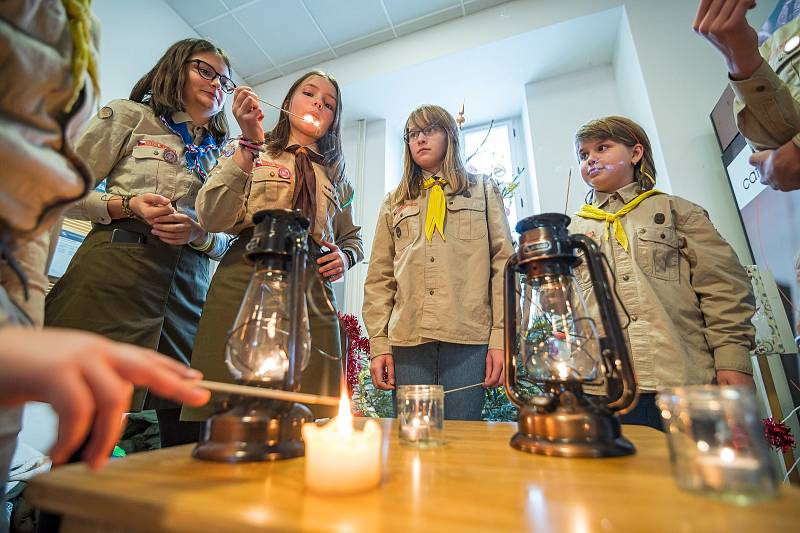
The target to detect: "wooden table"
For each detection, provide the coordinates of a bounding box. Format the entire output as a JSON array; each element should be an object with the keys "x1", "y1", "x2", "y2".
[{"x1": 27, "y1": 420, "x2": 799, "y2": 532}]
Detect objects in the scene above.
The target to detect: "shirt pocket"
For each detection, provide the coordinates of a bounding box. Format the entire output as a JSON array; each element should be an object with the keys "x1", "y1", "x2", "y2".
[
  {"x1": 635, "y1": 225, "x2": 681, "y2": 282},
  {"x1": 392, "y1": 203, "x2": 420, "y2": 252},
  {"x1": 445, "y1": 195, "x2": 487, "y2": 240},
  {"x1": 250, "y1": 167, "x2": 292, "y2": 209},
  {"x1": 318, "y1": 183, "x2": 339, "y2": 241},
  {"x1": 131, "y1": 143, "x2": 179, "y2": 192}
]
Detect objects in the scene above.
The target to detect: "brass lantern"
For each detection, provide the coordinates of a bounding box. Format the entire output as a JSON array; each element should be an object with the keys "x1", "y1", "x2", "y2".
[{"x1": 503, "y1": 213, "x2": 639, "y2": 457}]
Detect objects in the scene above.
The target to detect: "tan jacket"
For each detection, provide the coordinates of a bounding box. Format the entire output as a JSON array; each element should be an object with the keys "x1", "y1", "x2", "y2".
[
  {"x1": 569, "y1": 182, "x2": 756, "y2": 391},
  {"x1": 67, "y1": 99, "x2": 230, "y2": 259},
  {"x1": 0, "y1": 1, "x2": 99, "y2": 326},
  {"x1": 731, "y1": 16, "x2": 800, "y2": 150},
  {"x1": 363, "y1": 175, "x2": 514, "y2": 355},
  {"x1": 196, "y1": 139, "x2": 364, "y2": 261}
]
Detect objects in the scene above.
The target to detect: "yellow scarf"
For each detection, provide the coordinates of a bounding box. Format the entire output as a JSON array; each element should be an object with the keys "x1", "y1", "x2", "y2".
[
  {"x1": 423, "y1": 176, "x2": 448, "y2": 242},
  {"x1": 62, "y1": 0, "x2": 100, "y2": 112},
  {"x1": 574, "y1": 189, "x2": 663, "y2": 252}
]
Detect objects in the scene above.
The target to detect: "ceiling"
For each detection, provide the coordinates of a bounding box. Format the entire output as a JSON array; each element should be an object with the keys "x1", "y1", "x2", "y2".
[{"x1": 166, "y1": 0, "x2": 513, "y2": 86}]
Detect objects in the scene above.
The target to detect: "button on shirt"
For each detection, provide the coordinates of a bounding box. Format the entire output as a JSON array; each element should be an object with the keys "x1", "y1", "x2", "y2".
[{"x1": 569, "y1": 182, "x2": 756, "y2": 391}]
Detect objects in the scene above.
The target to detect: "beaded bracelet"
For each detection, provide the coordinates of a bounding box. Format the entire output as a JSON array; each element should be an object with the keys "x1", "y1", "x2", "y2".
[
  {"x1": 238, "y1": 138, "x2": 264, "y2": 160},
  {"x1": 121, "y1": 195, "x2": 136, "y2": 218}
]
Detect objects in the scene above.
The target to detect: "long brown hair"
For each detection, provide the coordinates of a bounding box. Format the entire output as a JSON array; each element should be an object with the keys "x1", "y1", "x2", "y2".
[
  {"x1": 393, "y1": 105, "x2": 469, "y2": 205},
  {"x1": 574, "y1": 115, "x2": 656, "y2": 192},
  {"x1": 264, "y1": 70, "x2": 346, "y2": 184},
  {"x1": 129, "y1": 38, "x2": 231, "y2": 142}
]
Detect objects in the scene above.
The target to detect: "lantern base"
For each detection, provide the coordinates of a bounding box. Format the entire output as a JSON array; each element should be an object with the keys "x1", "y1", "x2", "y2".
[
  {"x1": 511, "y1": 403, "x2": 635, "y2": 458},
  {"x1": 193, "y1": 398, "x2": 312, "y2": 462}
]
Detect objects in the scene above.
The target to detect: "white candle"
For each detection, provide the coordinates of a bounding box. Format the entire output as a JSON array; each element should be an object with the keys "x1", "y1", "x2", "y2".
[
  {"x1": 694, "y1": 448, "x2": 763, "y2": 490},
  {"x1": 399, "y1": 415, "x2": 431, "y2": 443},
  {"x1": 301, "y1": 393, "x2": 382, "y2": 495}
]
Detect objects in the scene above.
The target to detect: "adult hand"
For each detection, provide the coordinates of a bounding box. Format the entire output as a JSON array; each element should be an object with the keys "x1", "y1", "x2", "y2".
[
  {"x1": 693, "y1": 0, "x2": 762, "y2": 79},
  {"x1": 317, "y1": 240, "x2": 348, "y2": 282},
  {"x1": 484, "y1": 348, "x2": 504, "y2": 387},
  {"x1": 750, "y1": 140, "x2": 800, "y2": 191},
  {"x1": 716, "y1": 369, "x2": 755, "y2": 386},
  {"x1": 129, "y1": 193, "x2": 175, "y2": 225},
  {"x1": 232, "y1": 86, "x2": 265, "y2": 142},
  {"x1": 151, "y1": 213, "x2": 206, "y2": 246},
  {"x1": 0, "y1": 326, "x2": 210, "y2": 469},
  {"x1": 369, "y1": 353, "x2": 395, "y2": 390}
]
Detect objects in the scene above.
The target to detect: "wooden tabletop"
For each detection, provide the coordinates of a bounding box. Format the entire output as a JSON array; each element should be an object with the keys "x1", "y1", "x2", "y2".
[{"x1": 27, "y1": 419, "x2": 800, "y2": 533}]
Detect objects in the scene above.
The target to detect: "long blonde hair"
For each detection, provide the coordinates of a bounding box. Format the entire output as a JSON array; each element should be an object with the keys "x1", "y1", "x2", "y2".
[
  {"x1": 393, "y1": 105, "x2": 469, "y2": 205},
  {"x1": 574, "y1": 115, "x2": 656, "y2": 192}
]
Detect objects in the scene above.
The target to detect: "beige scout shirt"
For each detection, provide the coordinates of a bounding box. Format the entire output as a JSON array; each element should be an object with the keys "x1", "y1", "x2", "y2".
[
  {"x1": 195, "y1": 140, "x2": 364, "y2": 262},
  {"x1": 731, "y1": 16, "x2": 800, "y2": 151},
  {"x1": 569, "y1": 182, "x2": 756, "y2": 392},
  {"x1": 363, "y1": 174, "x2": 514, "y2": 356},
  {"x1": 0, "y1": 0, "x2": 99, "y2": 326},
  {"x1": 67, "y1": 99, "x2": 230, "y2": 259}
]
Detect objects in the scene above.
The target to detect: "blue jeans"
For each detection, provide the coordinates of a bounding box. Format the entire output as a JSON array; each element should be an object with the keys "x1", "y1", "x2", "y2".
[{"x1": 392, "y1": 342, "x2": 487, "y2": 421}]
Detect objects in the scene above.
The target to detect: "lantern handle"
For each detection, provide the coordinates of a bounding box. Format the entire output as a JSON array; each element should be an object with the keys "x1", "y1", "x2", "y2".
[
  {"x1": 570, "y1": 234, "x2": 638, "y2": 414},
  {"x1": 503, "y1": 253, "x2": 528, "y2": 409}
]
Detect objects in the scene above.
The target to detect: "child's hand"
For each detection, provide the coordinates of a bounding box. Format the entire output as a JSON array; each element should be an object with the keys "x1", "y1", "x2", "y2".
[
  {"x1": 692, "y1": 0, "x2": 762, "y2": 79},
  {"x1": 150, "y1": 213, "x2": 206, "y2": 246},
  {"x1": 484, "y1": 348, "x2": 504, "y2": 387},
  {"x1": 232, "y1": 86, "x2": 265, "y2": 141},
  {"x1": 317, "y1": 240, "x2": 347, "y2": 281},
  {"x1": 716, "y1": 369, "x2": 754, "y2": 386},
  {"x1": 129, "y1": 193, "x2": 175, "y2": 225},
  {"x1": 369, "y1": 353, "x2": 395, "y2": 390},
  {"x1": 750, "y1": 141, "x2": 800, "y2": 192}
]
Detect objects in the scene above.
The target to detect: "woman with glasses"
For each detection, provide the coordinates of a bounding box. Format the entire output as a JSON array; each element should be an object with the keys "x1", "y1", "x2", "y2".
[
  {"x1": 45, "y1": 38, "x2": 233, "y2": 448},
  {"x1": 363, "y1": 105, "x2": 514, "y2": 420}
]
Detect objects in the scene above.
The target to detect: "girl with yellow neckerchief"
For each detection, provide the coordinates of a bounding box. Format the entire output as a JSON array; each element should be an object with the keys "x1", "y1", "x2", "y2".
[
  {"x1": 363, "y1": 105, "x2": 514, "y2": 420},
  {"x1": 570, "y1": 116, "x2": 756, "y2": 430}
]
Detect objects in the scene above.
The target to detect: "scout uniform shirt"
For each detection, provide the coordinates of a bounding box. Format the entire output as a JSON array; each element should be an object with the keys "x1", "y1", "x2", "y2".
[
  {"x1": 67, "y1": 99, "x2": 230, "y2": 259},
  {"x1": 569, "y1": 182, "x2": 756, "y2": 392},
  {"x1": 195, "y1": 139, "x2": 364, "y2": 263},
  {"x1": 731, "y1": 15, "x2": 800, "y2": 150},
  {"x1": 363, "y1": 173, "x2": 514, "y2": 357}
]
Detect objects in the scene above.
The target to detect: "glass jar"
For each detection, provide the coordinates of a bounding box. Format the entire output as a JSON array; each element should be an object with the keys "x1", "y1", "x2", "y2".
[
  {"x1": 656, "y1": 385, "x2": 779, "y2": 505},
  {"x1": 397, "y1": 385, "x2": 444, "y2": 447}
]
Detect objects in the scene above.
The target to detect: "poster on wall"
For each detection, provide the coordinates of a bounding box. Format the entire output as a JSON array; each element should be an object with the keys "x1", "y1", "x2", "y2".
[{"x1": 723, "y1": 133, "x2": 800, "y2": 345}]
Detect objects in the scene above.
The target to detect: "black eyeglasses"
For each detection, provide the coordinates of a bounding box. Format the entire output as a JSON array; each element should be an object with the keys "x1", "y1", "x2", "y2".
[
  {"x1": 404, "y1": 123, "x2": 444, "y2": 143},
  {"x1": 188, "y1": 59, "x2": 236, "y2": 94}
]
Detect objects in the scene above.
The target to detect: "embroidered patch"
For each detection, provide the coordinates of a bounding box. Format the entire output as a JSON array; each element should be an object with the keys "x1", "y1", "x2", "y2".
[
  {"x1": 98, "y1": 106, "x2": 113, "y2": 119},
  {"x1": 163, "y1": 149, "x2": 178, "y2": 164},
  {"x1": 586, "y1": 230, "x2": 596, "y2": 238},
  {"x1": 654, "y1": 212, "x2": 665, "y2": 224},
  {"x1": 392, "y1": 202, "x2": 417, "y2": 216},
  {"x1": 278, "y1": 167, "x2": 291, "y2": 179},
  {"x1": 137, "y1": 139, "x2": 173, "y2": 151}
]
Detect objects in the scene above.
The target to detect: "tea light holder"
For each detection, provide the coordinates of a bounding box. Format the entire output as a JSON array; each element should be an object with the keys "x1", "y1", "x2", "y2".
[
  {"x1": 397, "y1": 385, "x2": 444, "y2": 447},
  {"x1": 657, "y1": 385, "x2": 778, "y2": 505}
]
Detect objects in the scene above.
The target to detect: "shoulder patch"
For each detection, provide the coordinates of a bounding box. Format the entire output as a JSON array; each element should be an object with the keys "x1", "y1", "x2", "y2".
[{"x1": 98, "y1": 106, "x2": 113, "y2": 119}]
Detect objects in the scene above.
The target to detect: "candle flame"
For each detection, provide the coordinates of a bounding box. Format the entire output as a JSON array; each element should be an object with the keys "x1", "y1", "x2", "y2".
[{"x1": 335, "y1": 379, "x2": 352, "y2": 437}]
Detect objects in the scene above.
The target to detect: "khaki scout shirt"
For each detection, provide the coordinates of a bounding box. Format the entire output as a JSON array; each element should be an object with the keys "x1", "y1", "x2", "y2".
[
  {"x1": 569, "y1": 182, "x2": 755, "y2": 391},
  {"x1": 67, "y1": 99, "x2": 230, "y2": 259},
  {"x1": 195, "y1": 139, "x2": 364, "y2": 262},
  {"x1": 731, "y1": 16, "x2": 800, "y2": 150},
  {"x1": 363, "y1": 174, "x2": 514, "y2": 356}
]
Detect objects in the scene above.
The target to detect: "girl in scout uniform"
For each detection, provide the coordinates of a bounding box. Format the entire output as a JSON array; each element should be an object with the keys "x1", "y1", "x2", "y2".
[
  {"x1": 363, "y1": 105, "x2": 514, "y2": 421},
  {"x1": 181, "y1": 70, "x2": 363, "y2": 422},
  {"x1": 45, "y1": 38, "x2": 233, "y2": 447},
  {"x1": 569, "y1": 116, "x2": 756, "y2": 429}
]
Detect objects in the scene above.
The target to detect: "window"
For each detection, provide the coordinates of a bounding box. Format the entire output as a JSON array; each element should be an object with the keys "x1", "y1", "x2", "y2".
[{"x1": 462, "y1": 120, "x2": 526, "y2": 232}]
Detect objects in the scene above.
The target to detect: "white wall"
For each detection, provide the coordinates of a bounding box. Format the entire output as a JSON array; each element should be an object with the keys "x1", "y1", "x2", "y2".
[{"x1": 524, "y1": 65, "x2": 624, "y2": 216}]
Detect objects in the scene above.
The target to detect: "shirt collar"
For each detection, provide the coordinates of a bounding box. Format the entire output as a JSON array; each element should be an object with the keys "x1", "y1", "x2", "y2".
[{"x1": 593, "y1": 181, "x2": 642, "y2": 209}]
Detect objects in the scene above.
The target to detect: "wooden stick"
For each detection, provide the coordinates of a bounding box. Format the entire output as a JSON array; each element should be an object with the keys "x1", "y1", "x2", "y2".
[
  {"x1": 196, "y1": 380, "x2": 340, "y2": 407},
  {"x1": 443, "y1": 382, "x2": 485, "y2": 395}
]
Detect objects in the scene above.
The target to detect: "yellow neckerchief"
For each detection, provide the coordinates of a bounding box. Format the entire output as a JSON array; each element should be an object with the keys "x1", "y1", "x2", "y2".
[
  {"x1": 422, "y1": 176, "x2": 448, "y2": 241},
  {"x1": 574, "y1": 189, "x2": 664, "y2": 252},
  {"x1": 62, "y1": 0, "x2": 100, "y2": 112}
]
